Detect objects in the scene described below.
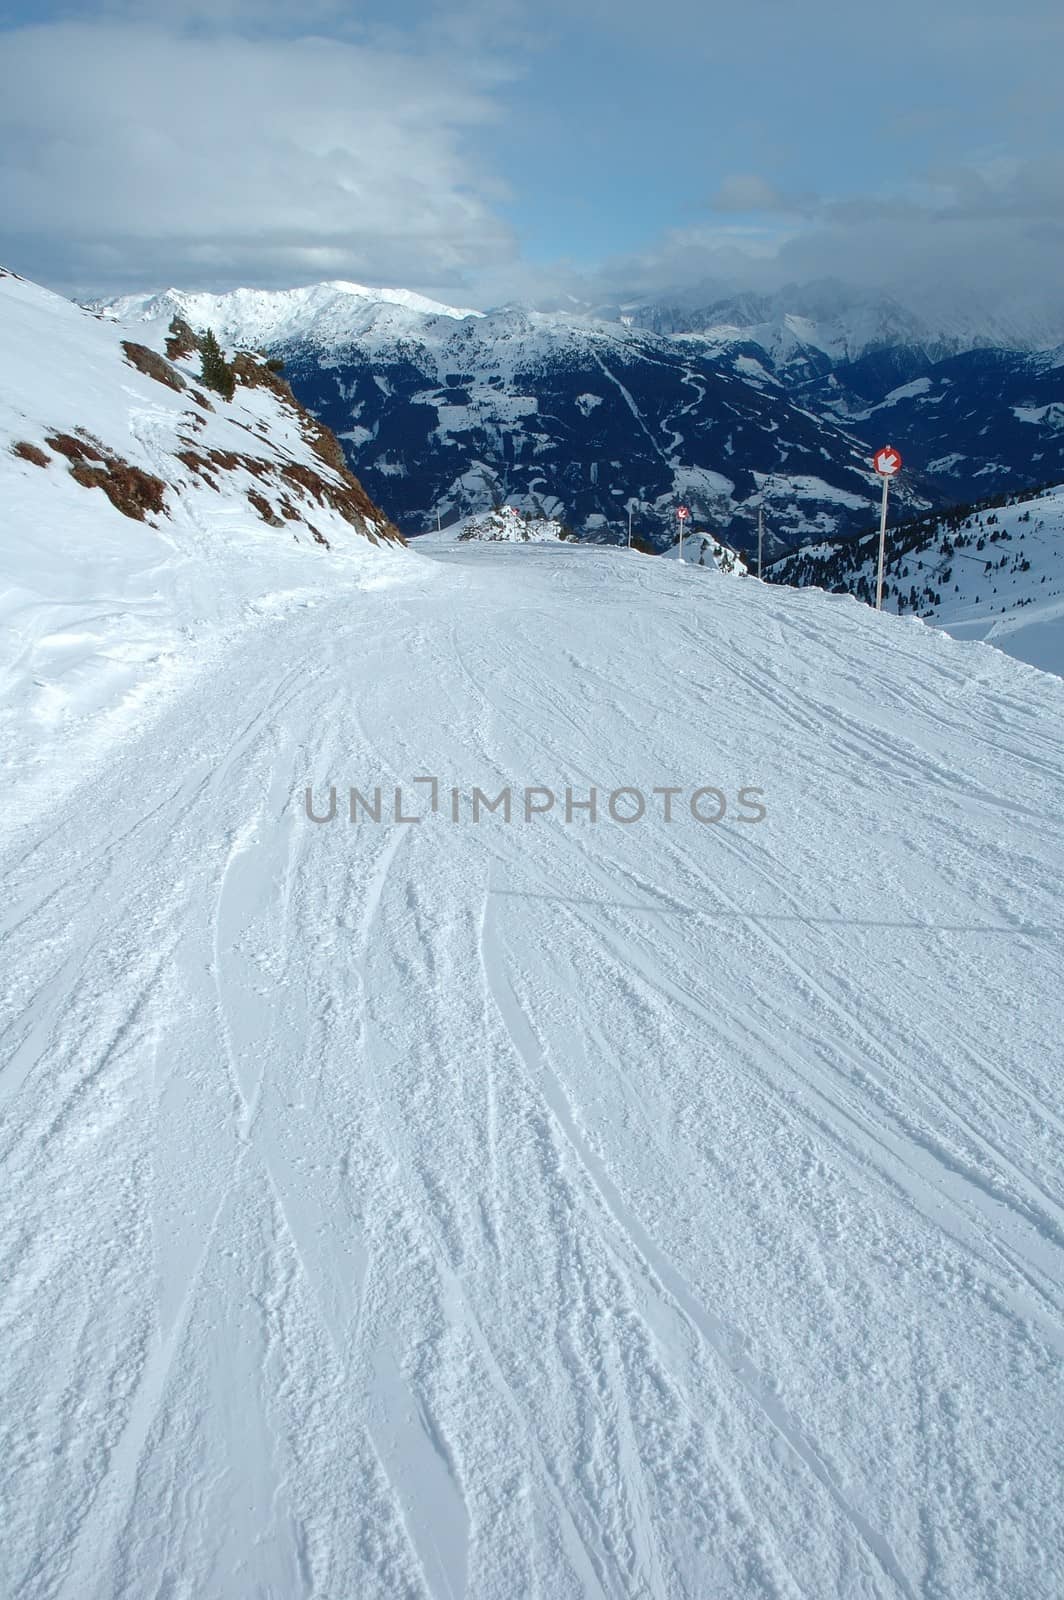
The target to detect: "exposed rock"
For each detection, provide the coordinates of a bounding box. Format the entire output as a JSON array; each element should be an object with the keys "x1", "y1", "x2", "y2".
[
  {"x1": 10, "y1": 440, "x2": 50, "y2": 467},
  {"x1": 247, "y1": 490, "x2": 285, "y2": 528},
  {"x1": 121, "y1": 340, "x2": 187, "y2": 392},
  {"x1": 46, "y1": 430, "x2": 106, "y2": 464},
  {"x1": 68, "y1": 456, "x2": 168, "y2": 522},
  {"x1": 165, "y1": 316, "x2": 199, "y2": 362}
]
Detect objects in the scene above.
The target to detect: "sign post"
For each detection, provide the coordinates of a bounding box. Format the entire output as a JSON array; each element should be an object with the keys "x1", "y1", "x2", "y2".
[
  {"x1": 676, "y1": 504, "x2": 690, "y2": 561},
  {"x1": 757, "y1": 506, "x2": 764, "y2": 580},
  {"x1": 872, "y1": 446, "x2": 902, "y2": 610}
]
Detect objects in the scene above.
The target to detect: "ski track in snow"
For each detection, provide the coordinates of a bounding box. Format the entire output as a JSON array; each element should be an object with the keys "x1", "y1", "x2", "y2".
[{"x1": 2, "y1": 543, "x2": 1064, "y2": 1599}]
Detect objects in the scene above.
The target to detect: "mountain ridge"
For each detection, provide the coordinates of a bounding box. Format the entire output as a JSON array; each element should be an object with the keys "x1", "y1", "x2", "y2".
[{"x1": 92, "y1": 277, "x2": 1064, "y2": 549}]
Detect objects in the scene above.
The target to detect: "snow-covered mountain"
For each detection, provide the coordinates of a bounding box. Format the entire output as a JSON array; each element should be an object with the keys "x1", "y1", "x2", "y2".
[
  {"x1": 619, "y1": 277, "x2": 1064, "y2": 363},
  {"x1": 0, "y1": 268, "x2": 402, "y2": 824},
  {"x1": 623, "y1": 280, "x2": 951, "y2": 367},
  {"x1": 769, "y1": 480, "x2": 1064, "y2": 674},
  {"x1": 98, "y1": 283, "x2": 911, "y2": 552},
  {"x1": 96, "y1": 279, "x2": 484, "y2": 348},
  {"x1": 805, "y1": 346, "x2": 1064, "y2": 505},
  {"x1": 91, "y1": 277, "x2": 1064, "y2": 555}
]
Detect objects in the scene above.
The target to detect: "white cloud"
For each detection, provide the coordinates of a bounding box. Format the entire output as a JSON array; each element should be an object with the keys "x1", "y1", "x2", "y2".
[
  {"x1": 0, "y1": 19, "x2": 518, "y2": 294},
  {"x1": 3, "y1": 0, "x2": 1063, "y2": 343},
  {"x1": 556, "y1": 155, "x2": 1064, "y2": 343}
]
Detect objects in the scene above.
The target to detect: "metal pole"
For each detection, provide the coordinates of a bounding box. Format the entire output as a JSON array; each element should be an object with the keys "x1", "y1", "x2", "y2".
[
  {"x1": 875, "y1": 474, "x2": 890, "y2": 610},
  {"x1": 628, "y1": 505, "x2": 632, "y2": 548},
  {"x1": 677, "y1": 515, "x2": 683, "y2": 561},
  {"x1": 757, "y1": 506, "x2": 763, "y2": 580}
]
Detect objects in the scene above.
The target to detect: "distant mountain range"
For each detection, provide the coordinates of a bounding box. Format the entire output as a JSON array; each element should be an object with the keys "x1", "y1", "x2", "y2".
[
  {"x1": 96, "y1": 280, "x2": 1064, "y2": 553},
  {"x1": 601, "y1": 278, "x2": 1064, "y2": 361}
]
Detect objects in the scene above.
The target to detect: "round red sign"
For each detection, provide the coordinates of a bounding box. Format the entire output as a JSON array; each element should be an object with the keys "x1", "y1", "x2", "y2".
[
  {"x1": 873, "y1": 446, "x2": 903, "y2": 476},
  {"x1": 677, "y1": 505, "x2": 691, "y2": 520}
]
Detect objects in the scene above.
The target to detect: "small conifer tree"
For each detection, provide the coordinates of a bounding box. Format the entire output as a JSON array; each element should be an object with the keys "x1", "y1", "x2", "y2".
[{"x1": 199, "y1": 328, "x2": 235, "y2": 401}]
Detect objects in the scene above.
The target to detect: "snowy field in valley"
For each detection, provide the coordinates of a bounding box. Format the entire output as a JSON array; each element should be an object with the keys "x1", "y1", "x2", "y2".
[{"x1": 3, "y1": 531, "x2": 1064, "y2": 1599}]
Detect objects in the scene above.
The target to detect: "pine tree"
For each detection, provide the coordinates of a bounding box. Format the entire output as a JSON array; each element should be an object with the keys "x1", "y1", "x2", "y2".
[{"x1": 199, "y1": 328, "x2": 235, "y2": 402}]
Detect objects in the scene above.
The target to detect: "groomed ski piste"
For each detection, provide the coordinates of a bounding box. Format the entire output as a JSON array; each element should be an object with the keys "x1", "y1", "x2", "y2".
[{"x1": 3, "y1": 279, "x2": 1064, "y2": 1600}]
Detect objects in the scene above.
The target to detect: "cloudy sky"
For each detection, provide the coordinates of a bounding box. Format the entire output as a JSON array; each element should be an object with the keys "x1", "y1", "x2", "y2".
[{"x1": 1, "y1": 0, "x2": 1063, "y2": 322}]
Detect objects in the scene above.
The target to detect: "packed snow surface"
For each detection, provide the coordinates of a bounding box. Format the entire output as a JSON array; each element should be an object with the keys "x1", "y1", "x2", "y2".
[{"x1": 3, "y1": 538, "x2": 1064, "y2": 1600}]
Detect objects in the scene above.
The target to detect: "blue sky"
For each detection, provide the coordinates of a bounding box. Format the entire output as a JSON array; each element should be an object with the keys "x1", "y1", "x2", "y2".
[{"x1": 1, "y1": 0, "x2": 1063, "y2": 316}]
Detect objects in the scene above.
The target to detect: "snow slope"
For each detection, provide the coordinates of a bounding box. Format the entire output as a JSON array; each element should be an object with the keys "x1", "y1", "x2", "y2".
[
  {"x1": 769, "y1": 482, "x2": 1064, "y2": 675},
  {"x1": 0, "y1": 268, "x2": 401, "y2": 833},
  {"x1": 3, "y1": 535, "x2": 1063, "y2": 1599}
]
